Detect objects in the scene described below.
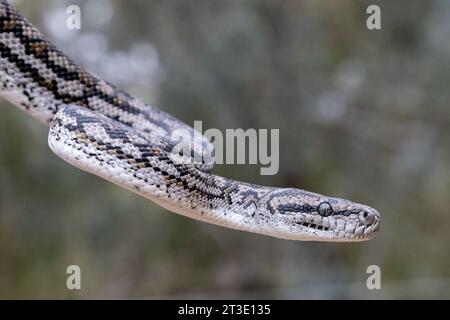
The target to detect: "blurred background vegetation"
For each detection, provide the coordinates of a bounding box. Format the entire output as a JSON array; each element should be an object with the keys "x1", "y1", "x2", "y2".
[{"x1": 1, "y1": 0, "x2": 449, "y2": 299}]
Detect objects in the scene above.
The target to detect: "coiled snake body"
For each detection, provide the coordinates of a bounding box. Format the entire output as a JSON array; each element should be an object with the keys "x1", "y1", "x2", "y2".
[{"x1": 0, "y1": 1, "x2": 380, "y2": 241}]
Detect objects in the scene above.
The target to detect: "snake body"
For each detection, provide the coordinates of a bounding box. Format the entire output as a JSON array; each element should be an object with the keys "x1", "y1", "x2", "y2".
[{"x1": 0, "y1": 0, "x2": 380, "y2": 241}]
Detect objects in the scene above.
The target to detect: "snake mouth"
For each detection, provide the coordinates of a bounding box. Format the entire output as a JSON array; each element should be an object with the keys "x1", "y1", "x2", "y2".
[
  {"x1": 295, "y1": 221, "x2": 331, "y2": 232},
  {"x1": 293, "y1": 219, "x2": 380, "y2": 241},
  {"x1": 284, "y1": 208, "x2": 380, "y2": 241}
]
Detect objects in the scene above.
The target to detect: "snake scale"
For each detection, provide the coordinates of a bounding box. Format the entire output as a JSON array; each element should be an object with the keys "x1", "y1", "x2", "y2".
[{"x1": 0, "y1": 0, "x2": 380, "y2": 241}]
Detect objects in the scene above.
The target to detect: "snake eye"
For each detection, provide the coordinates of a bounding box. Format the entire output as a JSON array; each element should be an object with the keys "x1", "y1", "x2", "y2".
[{"x1": 318, "y1": 202, "x2": 333, "y2": 216}]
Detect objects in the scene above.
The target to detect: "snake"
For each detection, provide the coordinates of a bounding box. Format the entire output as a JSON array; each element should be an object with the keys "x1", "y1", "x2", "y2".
[{"x1": 0, "y1": 0, "x2": 380, "y2": 241}]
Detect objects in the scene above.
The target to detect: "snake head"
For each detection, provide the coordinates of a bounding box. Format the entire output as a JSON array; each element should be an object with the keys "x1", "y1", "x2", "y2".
[{"x1": 263, "y1": 189, "x2": 380, "y2": 241}]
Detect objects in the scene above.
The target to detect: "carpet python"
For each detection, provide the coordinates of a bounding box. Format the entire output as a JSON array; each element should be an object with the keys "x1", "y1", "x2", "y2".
[{"x1": 0, "y1": 0, "x2": 380, "y2": 241}]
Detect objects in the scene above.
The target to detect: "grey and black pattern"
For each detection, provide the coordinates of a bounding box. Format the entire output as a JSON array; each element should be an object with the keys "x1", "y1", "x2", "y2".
[
  {"x1": 0, "y1": 0, "x2": 380, "y2": 241},
  {"x1": 0, "y1": 0, "x2": 212, "y2": 171}
]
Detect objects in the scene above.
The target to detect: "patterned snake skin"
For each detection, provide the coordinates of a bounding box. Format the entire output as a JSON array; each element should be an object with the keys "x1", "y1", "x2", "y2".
[{"x1": 0, "y1": 0, "x2": 380, "y2": 241}]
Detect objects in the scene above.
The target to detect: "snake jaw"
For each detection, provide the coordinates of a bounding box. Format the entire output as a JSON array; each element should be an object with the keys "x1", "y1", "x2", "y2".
[{"x1": 279, "y1": 212, "x2": 380, "y2": 241}]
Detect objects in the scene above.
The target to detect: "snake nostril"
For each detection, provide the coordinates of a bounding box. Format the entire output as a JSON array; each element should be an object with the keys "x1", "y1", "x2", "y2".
[{"x1": 360, "y1": 211, "x2": 376, "y2": 225}]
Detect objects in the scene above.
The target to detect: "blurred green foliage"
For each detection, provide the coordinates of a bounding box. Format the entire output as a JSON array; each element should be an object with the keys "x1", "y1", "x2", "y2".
[{"x1": 0, "y1": 0, "x2": 449, "y2": 298}]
